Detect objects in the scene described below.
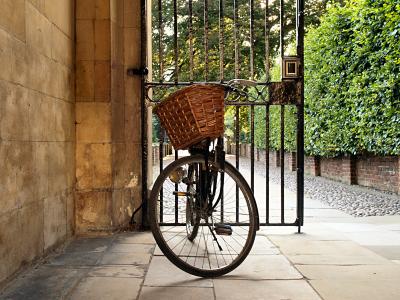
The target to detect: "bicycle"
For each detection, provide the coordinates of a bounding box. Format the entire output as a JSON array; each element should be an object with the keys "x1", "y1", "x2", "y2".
[{"x1": 149, "y1": 79, "x2": 260, "y2": 277}]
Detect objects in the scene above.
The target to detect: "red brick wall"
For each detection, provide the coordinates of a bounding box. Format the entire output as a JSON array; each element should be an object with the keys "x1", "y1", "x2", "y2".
[
  {"x1": 284, "y1": 152, "x2": 297, "y2": 171},
  {"x1": 270, "y1": 150, "x2": 280, "y2": 167},
  {"x1": 305, "y1": 156, "x2": 320, "y2": 176},
  {"x1": 355, "y1": 155, "x2": 399, "y2": 194},
  {"x1": 228, "y1": 143, "x2": 400, "y2": 195},
  {"x1": 319, "y1": 156, "x2": 356, "y2": 185}
]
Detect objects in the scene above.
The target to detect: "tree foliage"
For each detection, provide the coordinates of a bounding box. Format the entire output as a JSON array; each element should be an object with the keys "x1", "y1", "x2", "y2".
[
  {"x1": 151, "y1": 0, "x2": 355, "y2": 151},
  {"x1": 304, "y1": 0, "x2": 400, "y2": 156}
]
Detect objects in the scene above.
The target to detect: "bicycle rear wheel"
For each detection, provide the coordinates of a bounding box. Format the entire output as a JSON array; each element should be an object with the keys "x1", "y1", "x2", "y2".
[{"x1": 149, "y1": 154, "x2": 258, "y2": 277}]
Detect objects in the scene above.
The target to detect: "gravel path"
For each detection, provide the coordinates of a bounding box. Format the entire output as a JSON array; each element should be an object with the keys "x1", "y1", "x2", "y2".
[{"x1": 241, "y1": 156, "x2": 400, "y2": 217}]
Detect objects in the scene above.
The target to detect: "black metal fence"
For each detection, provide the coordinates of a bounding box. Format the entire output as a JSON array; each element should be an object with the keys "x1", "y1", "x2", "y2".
[{"x1": 135, "y1": 0, "x2": 305, "y2": 232}]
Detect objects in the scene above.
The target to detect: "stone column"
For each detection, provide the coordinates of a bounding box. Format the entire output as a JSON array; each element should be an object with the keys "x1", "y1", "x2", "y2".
[{"x1": 75, "y1": 0, "x2": 142, "y2": 233}]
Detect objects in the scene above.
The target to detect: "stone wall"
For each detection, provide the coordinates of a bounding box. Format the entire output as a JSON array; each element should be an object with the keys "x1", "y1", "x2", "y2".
[
  {"x1": 75, "y1": 0, "x2": 142, "y2": 233},
  {"x1": 0, "y1": 0, "x2": 75, "y2": 283}
]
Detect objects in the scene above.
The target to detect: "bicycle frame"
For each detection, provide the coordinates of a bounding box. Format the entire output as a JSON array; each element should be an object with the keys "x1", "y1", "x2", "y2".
[{"x1": 188, "y1": 137, "x2": 226, "y2": 218}]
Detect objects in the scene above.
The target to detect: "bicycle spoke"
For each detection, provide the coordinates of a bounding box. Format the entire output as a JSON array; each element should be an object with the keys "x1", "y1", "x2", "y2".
[{"x1": 149, "y1": 155, "x2": 256, "y2": 277}]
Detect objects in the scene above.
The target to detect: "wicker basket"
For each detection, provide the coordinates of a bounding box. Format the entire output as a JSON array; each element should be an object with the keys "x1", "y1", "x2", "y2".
[{"x1": 154, "y1": 84, "x2": 225, "y2": 150}]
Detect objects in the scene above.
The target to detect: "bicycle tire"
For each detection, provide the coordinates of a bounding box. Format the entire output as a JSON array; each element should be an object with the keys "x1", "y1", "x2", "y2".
[
  {"x1": 149, "y1": 154, "x2": 258, "y2": 278},
  {"x1": 186, "y1": 163, "x2": 200, "y2": 241}
]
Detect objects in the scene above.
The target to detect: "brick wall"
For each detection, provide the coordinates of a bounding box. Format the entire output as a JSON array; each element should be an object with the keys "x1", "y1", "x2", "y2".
[
  {"x1": 0, "y1": 0, "x2": 75, "y2": 283},
  {"x1": 306, "y1": 155, "x2": 399, "y2": 194},
  {"x1": 305, "y1": 156, "x2": 320, "y2": 176},
  {"x1": 284, "y1": 152, "x2": 296, "y2": 172},
  {"x1": 228, "y1": 142, "x2": 399, "y2": 194},
  {"x1": 320, "y1": 156, "x2": 356, "y2": 185},
  {"x1": 355, "y1": 155, "x2": 399, "y2": 194},
  {"x1": 269, "y1": 150, "x2": 280, "y2": 167}
]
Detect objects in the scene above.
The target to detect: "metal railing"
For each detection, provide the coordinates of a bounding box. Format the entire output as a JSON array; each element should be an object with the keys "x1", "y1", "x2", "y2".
[{"x1": 132, "y1": 0, "x2": 305, "y2": 232}]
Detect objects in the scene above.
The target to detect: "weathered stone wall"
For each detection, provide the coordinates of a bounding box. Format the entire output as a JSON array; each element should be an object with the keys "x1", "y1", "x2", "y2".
[
  {"x1": 75, "y1": 0, "x2": 142, "y2": 232},
  {"x1": 0, "y1": 0, "x2": 75, "y2": 283}
]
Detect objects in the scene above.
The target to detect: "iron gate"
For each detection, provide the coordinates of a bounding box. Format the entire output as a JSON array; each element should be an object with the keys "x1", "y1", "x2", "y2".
[{"x1": 132, "y1": 0, "x2": 305, "y2": 232}]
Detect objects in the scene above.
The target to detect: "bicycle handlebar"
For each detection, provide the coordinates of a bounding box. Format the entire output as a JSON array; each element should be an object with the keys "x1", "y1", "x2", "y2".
[
  {"x1": 227, "y1": 79, "x2": 257, "y2": 87},
  {"x1": 223, "y1": 79, "x2": 259, "y2": 100}
]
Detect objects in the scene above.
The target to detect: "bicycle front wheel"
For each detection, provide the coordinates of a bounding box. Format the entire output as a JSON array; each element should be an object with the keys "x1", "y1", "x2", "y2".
[{"x1": 149, "y1": 154, "x2": 258, "y2": 277}]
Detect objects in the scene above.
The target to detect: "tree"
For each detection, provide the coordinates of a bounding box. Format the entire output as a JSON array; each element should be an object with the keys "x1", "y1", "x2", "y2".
[
  {"x1": 151, "y1": 0, "x2": 333, "y2": 84},
  {"x1": 150, "y1": 0, "x2": 335, "y2": 145}
]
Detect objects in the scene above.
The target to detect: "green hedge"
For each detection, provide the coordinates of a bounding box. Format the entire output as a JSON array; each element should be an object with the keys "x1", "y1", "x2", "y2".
[
  {"x1": 254, "y1": 105, "x2": 297, "y2": 151},
  {"x1": 304, "y1": 0, "x2": 400, "y2": 156},
  {"x1": 253, "y1": 0, "x2": 400, "y2": 156}
]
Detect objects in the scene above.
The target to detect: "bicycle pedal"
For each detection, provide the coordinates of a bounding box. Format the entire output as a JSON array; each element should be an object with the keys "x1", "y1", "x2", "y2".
[{"x1": 214, "y1": 224, "x2": 232, "y2": 236}]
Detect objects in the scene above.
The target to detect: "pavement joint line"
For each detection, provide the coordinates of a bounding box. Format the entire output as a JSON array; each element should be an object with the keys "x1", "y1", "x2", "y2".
[
  {"x1": 61, "y1": 264, "x2": 93, "y2": 299},
  {"x1": 281, "y1": 256, "x2": 325, "y2": 300},
  {"x1": 211, "y1": 279, "x2": 217, "y2": 300},
  {"x1": 62, "y1": 234, "x2": 120, "y2": 299},
  {"x1": 142, "y1": 284, "x2": 214, "y2": 287},
  {"x1": 213, "y1": 278, "x2": 307, "y2": 281},
  {"x1": 136, "y1": 241, "x2": 156, "y2": 300},
  {"x1": 264, "y1": 234, "x2": 327, "y2": 300},
  {"x1": 304, "y1": 278, "x2": 325, "y2": 300},
  {"x1": 293, "y1": 263, "x2": 376, "y2": 266}
]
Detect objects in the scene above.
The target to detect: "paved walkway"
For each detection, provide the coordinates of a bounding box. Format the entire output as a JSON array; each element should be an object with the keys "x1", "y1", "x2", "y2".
[
  {"x1": 2, "y1": 215, "x2": 400, "y2": 300},
  {"x1": 2, "y1": 155, "x2": 400, "y2": 299}
]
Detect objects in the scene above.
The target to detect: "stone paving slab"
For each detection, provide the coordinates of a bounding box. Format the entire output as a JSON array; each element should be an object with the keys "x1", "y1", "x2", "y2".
[
  {"x1": 63, "y1": 237, "x2": 113, "y2": 253},
  {"x1": 46, "y1": 251, "x2": 103, "y2": 266},
  {"x1": 0, "y1": 267, "x2": 87, "y2": 300},
  {"x1": 304, "y1": 208, "x2": 352, "y2": 218},
  {"x1": 342, "y1": 231, "x2": 400, "y2": 246},
  {"x1": 309, "y1": 279, "x2": 400, "y2": 300},
  {"x1": 213, "y1": 279, "x2": 321, "y2": 300},
  {"x1": 365, "y1": 245, "x2": 400, "y2": 260},
  {"x1": 248, "y1": 235, "x2": 280, "y2": 255},
  {"x1": 143, "y1": 256, "x2": 213, "y2": 287},
  {"x1": 153, "y1": 245, "x2": 165, "y2": 256},
  {"x1": 152, "y1": 235, "x2": 279, "y2": 256},
  {"x1": 324, "y1": 222, "x2": 383, "y2": 232},
  {"x1": 218, "y1": 255, "x2": 303, "y2": 280},
  {"x1": 139, "y1": 286, "x2": 214, "y2": 300},
  {"x1": 115, "y1": 232, "x2": 155, "y2": 244},
  {"x1": 261, "y1": 227, "x2": 349, "y2": 241},
  {"x1": 68, "y1": 277, "x2": 142, "y2": 300},
  {"x1": 286, "y1": 253, "x2": 391, "y2": 265},
  {"x1": 99, "y1": 252, "x2": 152, "y2": 265},
  {"x1": 87, "y1": 265, "x2": 145, "y2": 278},
  {"x1": 107, "y1": 243, "x2": 155, "y2": 254},
  {"x1": 376, "y1": 224, "x2": 400, "y2": 231},
  {"x1": 270, "y1": 239, "x2": 382, "y2": 257},
  {"x1": 296, "y1": 264, "x2": 400, "y2": 281},
  {"x1": 363, "y1": 216, "x2": 400, "y2": 225}
]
